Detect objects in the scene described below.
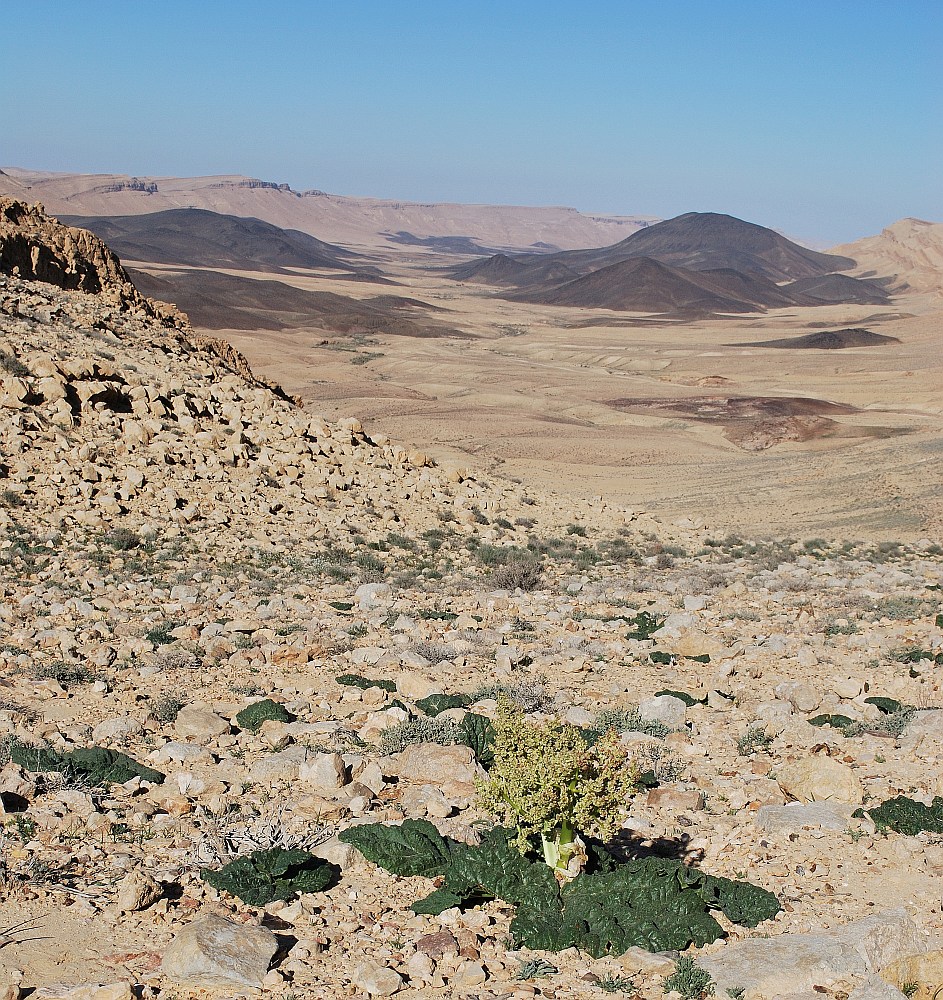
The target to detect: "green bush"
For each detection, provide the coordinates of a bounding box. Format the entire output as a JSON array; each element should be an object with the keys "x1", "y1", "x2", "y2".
[{"x1": 235, "y1": 699, "x2": 294, "y2": 732}]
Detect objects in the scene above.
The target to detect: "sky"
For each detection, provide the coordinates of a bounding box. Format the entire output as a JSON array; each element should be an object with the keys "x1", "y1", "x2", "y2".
[{"x1": 2, "y1": 1, "x2": 940, "y2": 244}]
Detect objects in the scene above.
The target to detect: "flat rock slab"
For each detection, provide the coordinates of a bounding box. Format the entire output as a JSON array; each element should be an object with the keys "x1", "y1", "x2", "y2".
[
  {"x1": 755, "y1": 801, "x2": 853, "y2": 833},
  {"x1": 697, "y1": 909, "x2": 927, "y2": 996},
  {"x1": 161, "y1": 912, "x2": 278, "y2": 989}
]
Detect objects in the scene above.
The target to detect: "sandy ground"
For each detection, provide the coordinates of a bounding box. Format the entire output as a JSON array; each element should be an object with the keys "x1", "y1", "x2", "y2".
[{"x1": 132, "y1": 253, "x2": 943, "y2": 541}]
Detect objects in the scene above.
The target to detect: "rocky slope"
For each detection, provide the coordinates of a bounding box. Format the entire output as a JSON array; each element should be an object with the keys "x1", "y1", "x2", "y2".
[{"x1": 0, "y1": 204, "x2": 942, "y2": 1000}]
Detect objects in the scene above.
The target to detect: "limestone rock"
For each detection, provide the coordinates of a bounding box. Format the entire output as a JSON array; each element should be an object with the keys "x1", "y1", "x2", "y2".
[
  {"x1": 160, "y1": 913, "x2": 278, "y2": 989},
  {"x1": 350, "y1": 959, "x2": 403, "y2": 996},
  {"x1": 300, "y1": 752, "x2": 348, "y2": 790},
  {"x1": 697, "y1": 910, "x2": 925, "y2": 994},
  {"x1": 777, "y1": 755, "x2": 863, "y2": 804},
  {"x1": 637, "y1": 694, "x2": 687, "y2": 729},
  {"x1": 755, "y1": 801, "x2": 853, "y2": 833},
  {"x1": 173, "y1": 704, "x2": 230, "y2": 744},
  {"x1": 114, "y1": 869, "x2": 162, "y2": 912},
  {"x1": 32, "y1": 986, "x2": 131, "y2": 1000},
  {"x1": 392, "y1": 744, "x2": 482, "y2": 787}
]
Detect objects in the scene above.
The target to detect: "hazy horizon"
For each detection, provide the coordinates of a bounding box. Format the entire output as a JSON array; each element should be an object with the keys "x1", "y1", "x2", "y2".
[{"x1": 3, "y1": 0, "x2": 940, "y2": 245}]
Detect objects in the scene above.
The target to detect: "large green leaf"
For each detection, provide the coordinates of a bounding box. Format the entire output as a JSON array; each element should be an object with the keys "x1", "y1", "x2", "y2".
[
  {"x1": 235, "y1": 699, "x2": 294, "y2": 732},
  {"x1": 459, "y1": 712, "x2": 496, "y2": 768},
  {"x1": 201, "y1": 848, "x2": 336, "y2": 906},
  {"x1": 339, "y1": 819, "x2": 452, "y2": 877},
  {"x1": 855, "y1": 795, "x2": 943, "y2": 835},
  {"x1": 415, "y1": 693, "x2": 471, "y2": 716},
  {"x1": 11, "y1": 745, "x2": 165, "y2": 786},
  {"x1": 703, "y1": 874, "x2": 782, "y2": 927}
]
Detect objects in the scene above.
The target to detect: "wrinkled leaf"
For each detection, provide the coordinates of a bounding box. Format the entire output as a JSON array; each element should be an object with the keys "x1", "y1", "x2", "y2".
[
  {"x1": 411, "y1": 888, "x2": 465, "y2": 914},
  {"x1": 339, "y1": 819, "x2": 452, "y2": 877},
  {"x1": 335, "y1": 673, "x2": 396, "y2": 692},
  {"x1": 201, "y1": 848, "x2": 336, "y2": 906},
  {"x1": 808, "y1": 713, "x2": 856, "y2": 731},
  {"x1": 11, "y1": 745, "x2": 165, "y2": 786},
  {"x1": 654, "y1": 689, "x2": 706, "y2": 707},
  {"x1": 416, "y1": 693, "x2": 471, "y2": 716},
  {"x1": 855, "y1": 795, "x2": 943, "y2": 836},
  {"x1": 704, "y1": 874, "x2": 782, "y2": 927},
  {"x1": 625, "y1": 612, "x2": 666, "y2": 640},
  {"x1": 864, "y1": 696, "x2": 903, "y2": 715},
  {"x1": 235, "y1": 699, "x2": 294, "y2": 732},
  {"x1": 460, "y1": 712, "x2": 496, "y2": 768}
]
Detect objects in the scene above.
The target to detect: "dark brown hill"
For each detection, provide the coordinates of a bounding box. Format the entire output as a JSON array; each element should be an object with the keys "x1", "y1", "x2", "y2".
[
  {"x1": 509, "y1": 257, "x2": 776, "y2": 315},
  {"x1": 780, "y1": 273, "x2": 890, "y2": 305},
  {"x1": 129, "y1": 268, "x2": 468, "y2": 337},
  {"x1": 738, "y1": 328, "x2": 901, "y2": 349},
  {"x1": 582, "y1": 212, "x2": 855, "y2": 281},
  {"x1": 61, "y1": 208, "x2": 371, "y2": 276},
  {"x1": 451, "y1": 253, "x2": 580, "y2": 288},
  {"x1": 448, "y1": 212, "x2": 856, "y2": 289}
]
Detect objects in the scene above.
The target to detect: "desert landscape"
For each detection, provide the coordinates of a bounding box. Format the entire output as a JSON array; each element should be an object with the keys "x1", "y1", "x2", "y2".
[
  {"x1": 4, "y1": 168, "x2": 938, "y2": 540},
  {"x1": 0, "y1": 154, "x2": 940, "y2": 1000}
]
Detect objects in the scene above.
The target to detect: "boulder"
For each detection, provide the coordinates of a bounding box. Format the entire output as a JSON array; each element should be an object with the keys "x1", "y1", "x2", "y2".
[
  {"x1": 349, "y1": 959, "x2": 403, "y2": 996},
  {"x1": 161, "y1": 913, "x2": 278, "y2": 989},
  {"x1": 777, "y1": 756, "x2": 863, "y2": 804},
  {"x1": 637, "y1": 695, "x2": 687, "y2": 730}
]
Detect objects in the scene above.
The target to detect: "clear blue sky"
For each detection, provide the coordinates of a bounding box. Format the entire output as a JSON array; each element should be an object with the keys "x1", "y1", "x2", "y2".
[{"x1": 3, "y1": 0, "x2": 940, "y2": 243}]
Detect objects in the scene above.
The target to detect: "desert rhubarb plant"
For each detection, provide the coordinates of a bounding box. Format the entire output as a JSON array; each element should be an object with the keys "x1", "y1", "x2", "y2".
[{"x1": 476, "y1": 698, "x2": 638, "y2": 880}]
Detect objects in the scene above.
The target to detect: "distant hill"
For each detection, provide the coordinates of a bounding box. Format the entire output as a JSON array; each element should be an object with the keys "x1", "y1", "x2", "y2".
[
  {"x1": 508, "y1": 256, "x2": 808, "y2": 314},
  {"x1": 832, "y1": 218, "x2": 943, "y2": 294},
  {"x1": 451, "y1": 212, "x2": 856, "y2": 290},
  {"x1": 128, "y1": 267, "x2": 467, "y2": 338},
  {"x1": 0, "y1": 167, "x2": 656, "y2": 252},
  {"x1": 61, "y1": 208, "x2": 366, "y2": 275},
  {"x1": 738, "y1": 328, "x2": 901, "y2": 349},
  {"x1": 780, "y1": 273, "x2": 890, "y2": 305},
  {"x1": 453, "y1": 212, "x2": 889, "y2": 317}
]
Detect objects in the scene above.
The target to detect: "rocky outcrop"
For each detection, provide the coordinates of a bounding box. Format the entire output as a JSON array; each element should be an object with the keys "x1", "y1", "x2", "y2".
[{"x1": 0, "y1": 198, "x2": 184, "y2": 327}]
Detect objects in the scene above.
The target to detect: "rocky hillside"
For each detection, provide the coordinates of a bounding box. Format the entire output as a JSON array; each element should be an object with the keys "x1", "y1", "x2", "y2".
[{"x1": 1, "y1": 204, "x2": 942, "y2": 1000}]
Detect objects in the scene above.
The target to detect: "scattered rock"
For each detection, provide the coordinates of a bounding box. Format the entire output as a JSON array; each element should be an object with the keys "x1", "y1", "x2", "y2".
[{"x1": 160, "y1": 913, "x2": 278, "y2": 989}]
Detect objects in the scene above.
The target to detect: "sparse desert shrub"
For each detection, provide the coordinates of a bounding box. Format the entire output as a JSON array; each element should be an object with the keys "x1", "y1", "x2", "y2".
[
  {"x1": 410, "y1": 640, "x2": 454, "y2": 664},
  {"x1": 737, "y1": 725, "x2": 773, "y2": 755},
  {"x1": 379, "y1": 716, "x2": 464, "y2": 755},
  {"x1": 594, "y1": 707, "x2": 671, "y2": 740},
  {"x1": 470, "y1": 676, "x2": 554, "y2": 713},
  {"x1": 144, "y1": 621, "x2": 181, "y2": 646},
  {"x1": 32, "y1": 661, "x2": 99, "y2": 688},
  {"x1": 102, "y1": 527, "x2": 141, "y2": 550},
  {"x1": 491, "y1": 555, "x2": 543, "y2": 592},
  {"x1": 663, "y1": 955, "x2": 714, "y2": 998},
  {"x1": 151, "y1": 645, "x2": 202, "y2": 671},
  {"x1": 150, "y1": 693, "x2": 184, "y2": 723}
]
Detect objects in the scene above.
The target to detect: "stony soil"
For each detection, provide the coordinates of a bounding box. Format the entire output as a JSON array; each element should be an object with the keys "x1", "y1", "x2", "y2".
[{"x1": 0, "y1": 207, "x2": 942, "y2": 1000}]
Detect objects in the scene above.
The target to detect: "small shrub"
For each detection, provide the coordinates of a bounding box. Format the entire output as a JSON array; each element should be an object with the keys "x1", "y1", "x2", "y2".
[
  {"x1": 32, "y1": 661, "x2": 98, "y2": 688},
  {"x1": 594, "y1": 707, "x2": 671, "y2": 740},
  {"x1": 470, "y1": 676, "x2": 554, "y2": 713},
  {"x1": 151, "y1": 694, "x2": 184, "y2": 723},
  {"x1": 145, "y1": 622, "x2": 181, "y2": 646},
  {"x1": 737, "y1": 725, "x2": 773, "y2": 755},
  {"x1": 379, "y1": 717, "x2": 463, "y2": 756},
  {"x1": 491, "y1": 556, "x2": 543, "y2": 592},
  {"x1": 102, "y1": 527, "x2": 141, "y2": 550},
  {"x1": 597, "y1": 975, "x2": 636, "y2": 993},
  {"x1": 663, "y1": 955, "x2": 714, "y2": 998}
]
